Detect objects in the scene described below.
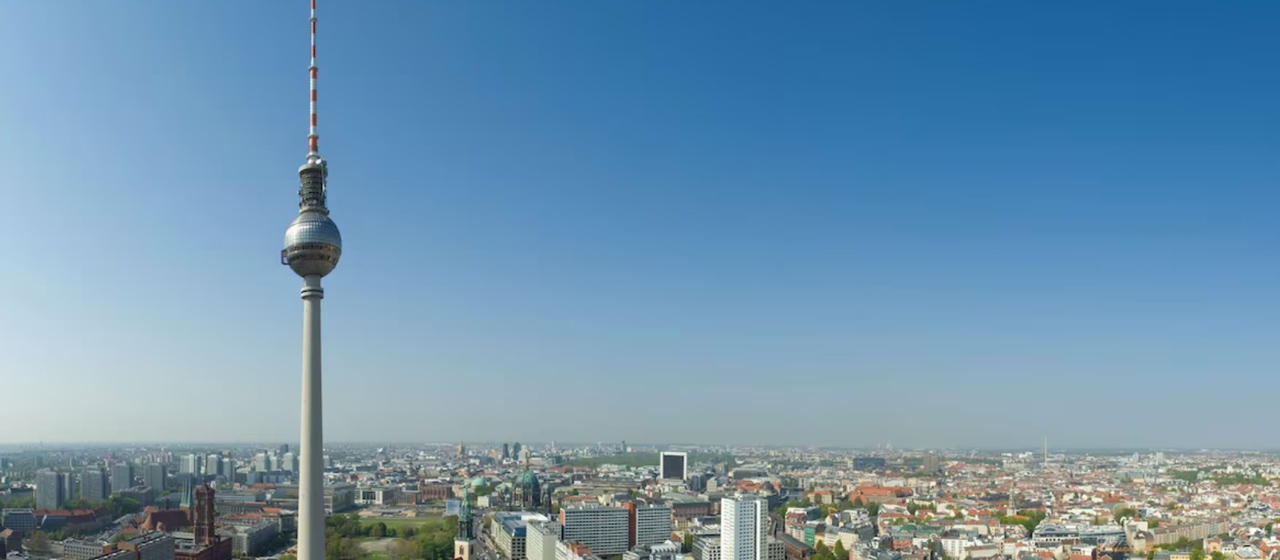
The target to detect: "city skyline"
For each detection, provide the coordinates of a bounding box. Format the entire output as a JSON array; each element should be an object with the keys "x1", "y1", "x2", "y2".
[{"x1": 1, "y1": 1, "x2": 1278, "y2": 448}]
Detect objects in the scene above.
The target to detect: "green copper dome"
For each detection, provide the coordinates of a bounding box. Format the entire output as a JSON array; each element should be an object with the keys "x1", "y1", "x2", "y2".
[{"x1": 516, "y1": 471, "x2": 538, "y2": 488}]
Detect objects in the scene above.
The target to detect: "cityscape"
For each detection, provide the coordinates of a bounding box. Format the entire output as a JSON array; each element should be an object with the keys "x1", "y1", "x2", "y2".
[
  {"x1": 0, "y1": 4, "x2": 1276, "y2": 560},
  {"x1": 5, "y1": 444, "x2": 1280, "y2": 560}
]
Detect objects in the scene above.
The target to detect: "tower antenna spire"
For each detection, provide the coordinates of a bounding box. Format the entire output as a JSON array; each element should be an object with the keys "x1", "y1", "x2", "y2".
[{"x1": 308, "y1": 0, "x2": 320, "y2": 161}]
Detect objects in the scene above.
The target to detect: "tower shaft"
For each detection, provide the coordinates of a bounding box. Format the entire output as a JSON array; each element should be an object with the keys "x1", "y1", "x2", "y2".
[{"x1": 298, "y1": 275, "x2": 325, "y2": 560}]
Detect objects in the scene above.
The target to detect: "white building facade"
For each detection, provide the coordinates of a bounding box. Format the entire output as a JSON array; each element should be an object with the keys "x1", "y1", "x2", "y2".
[{"x1": 721, "y1": 495, "x2": 766, "y2": 560}]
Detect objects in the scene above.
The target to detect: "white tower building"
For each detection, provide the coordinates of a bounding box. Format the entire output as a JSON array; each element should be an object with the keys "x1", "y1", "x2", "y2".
[
  {"x1": 281, "y1": 2, "x2": 343, "y2": 560},
  {"x1": 721, "y1": 494, "x2": 766, "y2": 560}
]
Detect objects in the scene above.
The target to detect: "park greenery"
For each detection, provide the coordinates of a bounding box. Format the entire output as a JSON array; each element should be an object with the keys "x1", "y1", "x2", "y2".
[
  {"x1": 323, "y1": 513, "x2": 459, "y2": 560},
  {"x1": 997, "y1": 509, "x2": 1047, "y2": 534}
]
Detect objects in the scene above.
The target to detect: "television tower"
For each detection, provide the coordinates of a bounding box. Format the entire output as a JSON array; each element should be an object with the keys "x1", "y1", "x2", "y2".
[{"x1": 281, "y1": 2, "x2": 342, "y2": 560}]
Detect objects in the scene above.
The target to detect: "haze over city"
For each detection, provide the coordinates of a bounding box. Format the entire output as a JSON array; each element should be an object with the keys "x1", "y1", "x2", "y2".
[{"x1": 1, "y1": 1, "x2": 1278, "y2": 448}]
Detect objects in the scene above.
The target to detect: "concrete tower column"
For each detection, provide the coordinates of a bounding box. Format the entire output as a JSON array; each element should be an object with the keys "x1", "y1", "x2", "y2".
[{"x1": 299, "y1": 274, "x2": 325, "y2": 560}]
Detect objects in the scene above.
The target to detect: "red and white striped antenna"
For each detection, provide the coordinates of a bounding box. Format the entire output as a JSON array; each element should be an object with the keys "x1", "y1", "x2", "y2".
[{"x1": 307, "y1": 0, "x2": 320, "y2": 162}]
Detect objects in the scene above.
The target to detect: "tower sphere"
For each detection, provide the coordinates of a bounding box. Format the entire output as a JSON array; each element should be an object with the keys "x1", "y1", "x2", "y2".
[{"x1": 284, "y1": 211, "x2": 342, "y2": 277}]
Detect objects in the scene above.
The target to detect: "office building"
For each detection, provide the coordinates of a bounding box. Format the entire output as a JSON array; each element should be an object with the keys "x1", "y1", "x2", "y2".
[
  {"x1": 36, "y1": 470, "x2": 65, "y2": 509},
  {"x1": 560, "y1": 504, "x2": 629, "y2": 556},
  {"x1": 634, "y1": 504, "x2": 673, "y2": 548},
  {"x1": 144, "y1": 463, "x2": 167, "y2": 491},
  {"x1": 624, "y1": 542, "x2": 683, "y2": 560},
  {"x1": 282, "y1": 452, "x2": 296, "y2": 473},
  {"x1": 207, "y1": 454, "x2": 223, "y2": 477},
  {"x1": 693, "y1": 537, "x2": 721, "y2": 560},
  {"x1": 63, "y1": 539, "x2": 111, "y2": 560},
  {"x1": 492, "y1": 512, "x2": 549, "y2": 560},
  {"x1": 181, "y1": 455, "x2": 200, "y2": 475},
  {"x1": 83, "y1": 468, "x2": 110, "y2": 502},
  {"x1": 111, "y1": 464, "x2": 135, "y2": 493},
  {"x1": 117, "y1": 532, "x2": 176, "y2": 560},
  {"x1": 660, "y1": 452, "x2": 688, "y2": 481},
  {"x1": 923, "y1": 452, "x2": 940, "y2": 474},
  {"x1": 221, "y1": 458, "x2": 234, "y2": 481},
  {"x1": 527, "y1": 522, "x2": 559, "y2": 560},
  {"x1": 2, "y1": 509, "x2": 38, "y2": 532},
  {"x1": 64, "y1": 471, "x2": 79, "y2": 502},
  {"x1": 721, "y1": 495, "x2": 767, "y2": 560}
]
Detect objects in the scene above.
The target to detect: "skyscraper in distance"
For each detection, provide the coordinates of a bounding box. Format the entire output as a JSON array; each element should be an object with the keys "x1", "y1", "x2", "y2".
[
  {"x1": 111, "y1": 463, "x2": 134, "y2": 493},
  {"x1": 63, "y1": 471, "x2": 78, "y2": 502},
  {"x1": 35, "y1": 470, "x2": 65, "y2": 510},
  {"x1": 281, "y1": 2, "x2": 343, "y2": 560},
  {"x1": 144, "y1": 463, "x2": 167, "y2": 491},
  {"x1": 82, "y1": 468, "x2": 109, "y2": 502},
  {"x1": 660, "y1": 451, "x2": 688, "y2": 480}
]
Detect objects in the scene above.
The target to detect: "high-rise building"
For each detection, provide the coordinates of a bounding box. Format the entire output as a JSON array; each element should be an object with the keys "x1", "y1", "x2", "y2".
[
  {"x1": 144, "y1": 463, "x2": 167, "y2": 491},
  {"x1": 512, "y1": 443, "x2": 522, "y2": 458},
  {"x1": 923, "y1": 452, "x2": 940, "y2": 474},
  {"x1": 221, "y1": 458, "x2": 235, "y2": 480},
  {"x1": 178, "y1": 474, "x2": 198, "y2": 508},
  {"x1": 721, "y1": 495, "x2": 766, "y2": 560},
  {"x1": 36, "y1": 470, "x2": 65, "y2": 509},
  {"x1": 634, "y1": 504, "x2": 673, "y2": 548},
  {"x1": 281, "y1": 4, "x2": 345, "y2": 560},
  {"x1": 181, "y1": 454, "x2": 200, "y2": 475},
  {"x1": 64, "y1": 471, "x2": 79, "y2": 502},
  {"x1": 111, "y1": 463, "x2": 134, "y2": 493},
  {"x1": 279, "y1": 444, "x2": 290, "y2": 456},
  {"x1": 254, "y1": 453, "x2": 269, "y2": 472},
  {"x1": 282, "y1": 452, "x2": 297, "y2": 473},
  {"x1": 660, "y1": 452, "x2": 687, "y2": 480},
  {"x1": 457, "y1": 443, "x2": 467, "y2": 457},
  {"x1": 502, "y1": 444, "x2": 511, "y2": 461},
  {"x1": 82, "y1": 468, "x2": 110, "y2": 502},
  {"x1": 207, "y1": 454, "x2": 223, "y2": 477},
  {"x1": 559, "y1": 504, "x2": 629, "y2": 556}
]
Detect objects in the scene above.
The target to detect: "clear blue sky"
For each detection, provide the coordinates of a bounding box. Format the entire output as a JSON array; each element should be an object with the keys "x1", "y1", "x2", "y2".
[{"x1": 1, "y1": 1, "x2": 1276, "y2": 448}]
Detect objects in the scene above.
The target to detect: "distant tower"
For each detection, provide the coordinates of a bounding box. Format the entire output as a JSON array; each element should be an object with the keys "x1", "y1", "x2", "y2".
[
  {"x1": 1043, "y1": 437, "x2": 1048, "y2": 463},
  {"x1": 1006, "y1": 480, "x2": 1016, "y2": 516},
  {"x1": 281, "y1": 3, "x2": 343, "y2": 560},
  {"x1": 194, "y1": 483, "x2": 216, "y2": 546},
  {"x1": 455, "y1": 486, "x2": 475, "y2": 560}
]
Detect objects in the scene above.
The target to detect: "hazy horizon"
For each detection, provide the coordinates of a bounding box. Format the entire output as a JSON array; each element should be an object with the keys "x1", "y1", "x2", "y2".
[{"x1": 1, "y1": 2, "x2": 1276, "y2": 448}]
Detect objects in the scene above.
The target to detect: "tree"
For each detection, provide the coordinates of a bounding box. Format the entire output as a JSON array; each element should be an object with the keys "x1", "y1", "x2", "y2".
[
  {"x1": 834, "y1": 540, "x2": 848, "y2": 560},
  {"x1": 853, "y1": 497, "x2": 864, "y2": 507},
  {"x1": 370, "y1": 522, "x2": 387, "y2": 538},
  {"x1": 684, "y1": 533, "x2": 695, "y2": 553},
  {"x1": 867, "y1": 502, "x2": 881, "y2": 517},
  {"x1": 390, "y1": 540, "x2": 417, "y2": 560},
  {"x1": 1114, "y1": 507, "x2": 1138, "y2": 523},
  {"x1": 814, "y1": 542, "x2": 837, "y2": 560},
  {"x1": 1191, "y1": 550, "x2": 1205, "y2": 560},
  {"x1": 1211, "y1": 552, "x2": 1226, "y2": 560},
  {"x1": 28, "y1": 531, "x2": 50, "y2": 552}
]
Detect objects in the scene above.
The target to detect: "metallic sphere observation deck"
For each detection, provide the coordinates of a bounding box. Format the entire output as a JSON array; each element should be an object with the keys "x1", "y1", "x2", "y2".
[{"x1": 283, "y1": 159, "x2": 342, "y2": 278}]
